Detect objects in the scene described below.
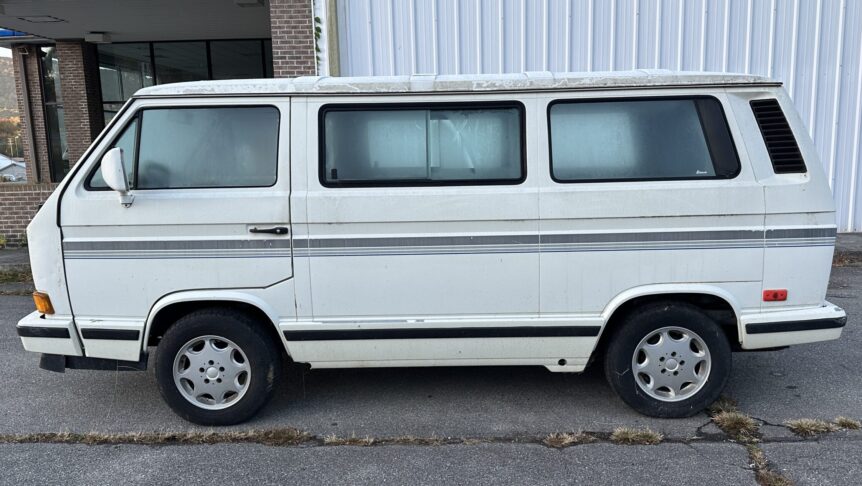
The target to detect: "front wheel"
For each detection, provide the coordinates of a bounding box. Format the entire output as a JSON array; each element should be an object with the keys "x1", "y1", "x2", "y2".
[
  {"x1": 604, "y1": 302, "x2": 731, "y2": 418},
  {"x1": 154, "y1": 308, "x2": 282, "y2": 425}
]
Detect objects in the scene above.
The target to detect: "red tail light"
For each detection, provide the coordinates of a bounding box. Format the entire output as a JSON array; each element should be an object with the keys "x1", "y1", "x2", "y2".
[{"x1": 763, "y1": 289, "x2": 788, "y2": 302}]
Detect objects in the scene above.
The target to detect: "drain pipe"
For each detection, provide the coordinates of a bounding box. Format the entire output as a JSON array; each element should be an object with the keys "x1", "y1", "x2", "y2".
[{"x1": 16, "y1": 45, "x2": 41, "y2": 183}]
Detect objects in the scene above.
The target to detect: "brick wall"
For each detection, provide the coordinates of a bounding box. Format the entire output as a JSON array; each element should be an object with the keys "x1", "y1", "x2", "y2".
[
  {"x1": 0, "y1": 183, "x2": 57, "y2": 247},
  {"x1": 12, "y1": 45, "x2": 50, "y2": 184},
  {"x1": 269, "y1": 0, "x2": 318, "y2": 78},
  {"x1": 56, "y1": 41, "x2": 104, "y2": 164}
]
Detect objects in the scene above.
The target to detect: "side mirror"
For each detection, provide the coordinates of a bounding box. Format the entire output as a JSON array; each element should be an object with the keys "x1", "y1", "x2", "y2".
[{"x1": 102, "y1": 147, "x2": 134, "y2": 207}]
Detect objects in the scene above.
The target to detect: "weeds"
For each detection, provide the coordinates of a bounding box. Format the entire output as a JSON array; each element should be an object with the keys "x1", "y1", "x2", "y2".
[
  {"x1": 747, "y1": 445, "x2": 793, "y2": 486},
  {"x1": 0, "y1": 269, "x2": 31, "y2": 283},
  {"x1": 784, "y1": 419, "x2": 838, "y2": 437},
  {"x1": 712, "y1": 411, "x2": 760, "y2": 443},
  {"x1": 833, "y1": 417, "x2": 861, "y2": 430},
  {"x1": 323, "y1": 433, "x2": 375, "y2": 446},
  {"x1": 542, "y1": 432, "x2": 596, "y2": 449},
  {"x1": 609, "y1": 427, "x2": 663, "y2": 445}
]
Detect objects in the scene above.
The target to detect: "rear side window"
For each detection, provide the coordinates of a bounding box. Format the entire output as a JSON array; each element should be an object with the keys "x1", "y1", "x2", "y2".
[
  {"x1": 86, "y1": 105, "x2": 279, "y2": 190},
  {"x1": 750, "y1": 99, "x2": 807, "y2": 174},
  {"x1": 320, "y1": 103, "x2": 525, "y2": 186},
  {"x1": 548, "y1": 97, "x2": 739, "y2": 182}
]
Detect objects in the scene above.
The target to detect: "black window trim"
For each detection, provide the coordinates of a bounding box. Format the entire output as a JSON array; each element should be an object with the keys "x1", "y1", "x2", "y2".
[
  {"x1": 84, "y1": 104, "x2": 281, "y2": 191},
  {"x1": 318, "y1": 101, "x2": 528, "y2": 188},
  {"x1": 546, "y1": 95, "x2": 742, "y2": 184}
]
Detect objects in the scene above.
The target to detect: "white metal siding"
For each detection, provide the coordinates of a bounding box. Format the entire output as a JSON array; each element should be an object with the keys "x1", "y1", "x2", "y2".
[{"x1": 334, "y1": 0, "x2": 862, "y2": 231}]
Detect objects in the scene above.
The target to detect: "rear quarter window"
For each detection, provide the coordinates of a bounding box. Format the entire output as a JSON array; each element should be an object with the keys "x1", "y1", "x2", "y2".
[{"x1": 548, "y1": 97, "x2": 740, "y2": 182}]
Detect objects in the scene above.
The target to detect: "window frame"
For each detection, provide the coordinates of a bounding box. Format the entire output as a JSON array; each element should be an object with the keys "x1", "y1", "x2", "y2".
[
  {"x1": 84, "y1": 104, "x2": 281, "y2": 191},
  {"x1": 546, "y1": 95, "x2": 742, "y2": 184},
  {"x1": 318, "y1": 101, "x2": 528, "y2": 188}
]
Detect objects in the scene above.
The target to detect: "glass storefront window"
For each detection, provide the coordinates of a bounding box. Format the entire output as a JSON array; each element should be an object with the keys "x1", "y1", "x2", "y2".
[
  {"x1": 98, "y1": 40, "x2": 272, "y2": 124},
  {"x1": 40, "y1": 46, "x2": 69, "y2": 181},
  {"x1": 98, "y1": 43, "x2": 154, "y2": 103},
  {"x1": 210, "y1": 40, "x2": 264, "y2": 80},
  {"x1": 154, "y1": 42, "x2": 208, "y2": 84}
]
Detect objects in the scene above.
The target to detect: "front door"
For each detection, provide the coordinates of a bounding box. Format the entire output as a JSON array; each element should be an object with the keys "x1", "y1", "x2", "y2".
[{"x1": 60, "y1": 98, "x2": 292, "y2": 361}]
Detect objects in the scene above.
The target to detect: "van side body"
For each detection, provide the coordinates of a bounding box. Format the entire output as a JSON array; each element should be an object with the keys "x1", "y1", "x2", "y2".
[{"x1": 16, "y1": 71, "x2": 846, "y2": 422}]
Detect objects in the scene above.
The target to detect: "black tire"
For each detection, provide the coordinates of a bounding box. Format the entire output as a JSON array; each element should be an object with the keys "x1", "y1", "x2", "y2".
[
  {"x1": 154, "y1": 308, "x2": 282, "y2": 425},
  {"x1": 603, "y1": 301, "x2": 732, "y2": 418}
]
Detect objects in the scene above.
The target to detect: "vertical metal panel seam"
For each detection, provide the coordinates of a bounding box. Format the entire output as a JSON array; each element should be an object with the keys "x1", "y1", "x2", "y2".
[
  {"x1": 588, "y1": 0, "x2": 594, "y2": 70},
  {"x1": 788, "y1": 0, "x2": 799, "y2": 97},
  {"x1": 767, "y1": 0, "x2": 776, "y2": 77},
  {"x1": 475, "y1": 0, "x2": 482, "y2": 73},
  {"x1": 432, "y1": 0, "x2": 439, "y2": 73},
  {"x1": 632, "y1": 0, "x2": 639, "y2": 69},
  {"x1": 653, "y1": 0, "x2": 661, "y2": 68},
  {"x1": 412, "y1": 0, "x2": 419, "y2": 74},
  {"x1": 564, "y1": 0, "x2": 571, "y2": 71},
  {"x1": 828, "y1": 0, "x2": 846, "y2": 188},
  {"x1": 744, "y1": 0, "x2": 753, "y2": 74},
  {"x1": 808, "y1": 0, "x2": 823, "y2": 138},
  {"x1": 676, "y1": 0, "x2": 684, "y2": 70},
  {"x1": 722, "y1": 0, "x2": 730, "y2": 71},
  {"x1": 387, "y1": 0, "x2": 396, "y2": 75},
  {"x1": 847, "y1": 8, "x2": 862, "y2": 230},
  {"x1": 609, "y1": 0, "x2": 617, "y2": 69},
  {"x1": 520, "y1": 0, "x2": 526, "y2": 71},
  {"x1": 699, "y1": 0, "x2": 707, "y2": 71},
  {"x1": 454, "y1": 0, "x2": 461, "y2": 74}
]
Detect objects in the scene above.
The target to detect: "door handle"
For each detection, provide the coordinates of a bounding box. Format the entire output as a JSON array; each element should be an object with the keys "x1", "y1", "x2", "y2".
[{"x1": 248, "y1": 226, "x2": 289, "y2": 235}]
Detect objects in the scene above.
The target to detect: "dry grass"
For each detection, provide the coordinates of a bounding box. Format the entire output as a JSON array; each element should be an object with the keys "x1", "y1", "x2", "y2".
[
  {"x1": 833, "y1": 417, "x2": 861, "y2": 430},
  {"x1": 708, "y1": 395, "x2": 739, "y2": 416},
  {"x1": 0, "y1": 269, "x2": 31, "y2": 284},
  {"x1": 748, "y1": 445, "x2": 794, "y2": 486},
  {"x1": 785, "y1": 419, "x2": 838, "y2": 437},
  {"x1": 712, "y1": 411, "x2": 760, "y2": 443},
  {"x1": 380, "y1": 435, "x2": 446, "y2": 446},
  {"x1": 0, "y1": 428, "x2": 311, "y2": 446},
  {"x1": 542, "y1": 432, "x2": 596, "y2": 449},
  {"x1": 323, "y1": 433, "x2": 375, "y2": 446},
  {"x1": 609, "y1": 427, "x2": 663, "y2": 445},
  {"x1": 833, "y1": 253, "x2": 862, "y2": 267}
]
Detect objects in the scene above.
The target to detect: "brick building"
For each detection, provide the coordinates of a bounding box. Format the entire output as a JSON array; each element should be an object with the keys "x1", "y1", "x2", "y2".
[{"x1": 0, "y1": 0, "x2": 324, "y2": 247}]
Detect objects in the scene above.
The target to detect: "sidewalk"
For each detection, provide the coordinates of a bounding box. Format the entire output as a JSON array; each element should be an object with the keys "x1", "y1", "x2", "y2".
[{"x1": 1, "y1": 233, "x2": 861, "y2": 274}]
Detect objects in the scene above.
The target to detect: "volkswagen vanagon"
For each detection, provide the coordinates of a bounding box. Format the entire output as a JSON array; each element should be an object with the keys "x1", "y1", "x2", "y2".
[{"x1": 17, "y1": 71, "x2": 846, "y2": 424}]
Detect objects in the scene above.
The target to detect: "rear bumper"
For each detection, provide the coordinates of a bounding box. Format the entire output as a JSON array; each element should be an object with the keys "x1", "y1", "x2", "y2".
[
  {"x1": 741, "y1": 302, "x2": 847, "y2": 349},
  {"x1": 17, "y1": 311, "x2": 83, "y2": 357}
]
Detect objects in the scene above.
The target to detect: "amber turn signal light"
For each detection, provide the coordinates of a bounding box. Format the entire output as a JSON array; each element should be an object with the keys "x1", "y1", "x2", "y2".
[{"x1": 33, "y1": 291, "x2": 55, "y2": 315}]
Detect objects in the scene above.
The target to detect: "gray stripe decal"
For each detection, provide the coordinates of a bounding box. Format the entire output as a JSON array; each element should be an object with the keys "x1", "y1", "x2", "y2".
[
  {"x1": 63, "y1": 239, "x2": 292, "y2": 252},
  {"x1": 62, "y1": 227, "x2": 836, "y2": 259}
]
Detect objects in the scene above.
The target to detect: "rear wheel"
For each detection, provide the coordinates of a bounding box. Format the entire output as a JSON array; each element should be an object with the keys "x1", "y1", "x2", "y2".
[
  {"x1": 154, "y1": 308, "x2": 282, "y2": 425},
  {"x1": 604, "y1": 301, "x2": 731, "y2": 418}
]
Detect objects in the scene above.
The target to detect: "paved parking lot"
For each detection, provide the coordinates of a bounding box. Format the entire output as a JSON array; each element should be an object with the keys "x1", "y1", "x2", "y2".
[{"x1": 1, "y1": 265, "x2": 860, "y2": 485}]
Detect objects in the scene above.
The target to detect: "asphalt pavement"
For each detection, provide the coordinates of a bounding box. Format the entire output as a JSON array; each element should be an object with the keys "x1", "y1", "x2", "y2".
[{"x1": 1, "y1": 265, "x2": 861, "y2": 485}]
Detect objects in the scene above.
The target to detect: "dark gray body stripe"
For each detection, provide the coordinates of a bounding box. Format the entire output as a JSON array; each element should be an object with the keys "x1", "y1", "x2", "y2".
[
  {"x1": 63, "y1": 239, "x2": 292, "y2": 252},
  {"x1": 80, "y1": 329, "x2": 141, "y2": 341},
  {"x1": 62, "y1": 227, "x2": 835, "y2": 259},
  {"x1": 745, "y1": 316, "x2": 846, "y2": 334}
]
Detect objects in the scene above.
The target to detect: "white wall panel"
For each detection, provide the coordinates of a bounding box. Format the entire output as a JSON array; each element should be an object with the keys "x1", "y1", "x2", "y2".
[{"x1": 334, "y1": 0, "x2": 862, "y2": 231}]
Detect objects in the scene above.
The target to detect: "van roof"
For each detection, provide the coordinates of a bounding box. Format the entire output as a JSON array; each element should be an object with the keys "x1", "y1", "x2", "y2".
[{"x1": 135, "y1": 70, "x2": 778, "y2": 97}]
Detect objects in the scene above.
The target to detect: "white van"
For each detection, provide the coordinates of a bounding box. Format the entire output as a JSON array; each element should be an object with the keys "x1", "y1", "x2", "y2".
[{"x1": 17, "y1": 71, "x2": 846, "y2": 425}]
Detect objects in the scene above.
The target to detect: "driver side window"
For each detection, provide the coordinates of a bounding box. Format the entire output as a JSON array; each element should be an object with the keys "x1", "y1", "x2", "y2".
[{"x1": 88, "y1": 117, "x2": 138, "y2": 189}]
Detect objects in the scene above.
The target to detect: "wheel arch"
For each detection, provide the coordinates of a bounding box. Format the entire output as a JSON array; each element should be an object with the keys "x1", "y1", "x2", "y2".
[
  {"x1": 143, "y1": 291, "x2": 287, "y2": 356},
  {"x1": 594, "y1": 285, "x2": 743, "y2": 357}
]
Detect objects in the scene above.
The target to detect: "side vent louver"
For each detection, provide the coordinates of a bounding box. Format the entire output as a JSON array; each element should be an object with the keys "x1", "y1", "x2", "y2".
[{"x1": 750, "y1": 99, "x2": 807, "y2": 174}]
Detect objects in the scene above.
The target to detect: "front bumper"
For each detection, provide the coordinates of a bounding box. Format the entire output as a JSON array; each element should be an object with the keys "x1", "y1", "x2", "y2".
[
  {"x1": 741, "y1": 301, "x2": 847, "y2": 349},
  {"x1": 17, "y1": 311, "x2": 83, "y2": 357}
]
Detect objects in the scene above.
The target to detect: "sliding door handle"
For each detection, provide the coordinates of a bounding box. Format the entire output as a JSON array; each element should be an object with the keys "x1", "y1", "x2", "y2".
[{"x1": 249, "y1": 226, "x2": 289, "y2": 235}]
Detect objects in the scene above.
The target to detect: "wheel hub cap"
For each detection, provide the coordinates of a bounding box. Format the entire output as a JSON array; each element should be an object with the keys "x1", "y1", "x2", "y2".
[
  {"x1": 631, "y1": 326, "x2": 712, "y2": 402},
  {"x1": 172, "y1": 335, "x2": 251, "y2": 410}
]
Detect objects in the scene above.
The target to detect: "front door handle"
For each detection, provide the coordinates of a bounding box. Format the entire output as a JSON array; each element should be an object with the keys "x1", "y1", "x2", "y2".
[{"x1": 249, "y1": 226, "x2": 289, "y2": 235}]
